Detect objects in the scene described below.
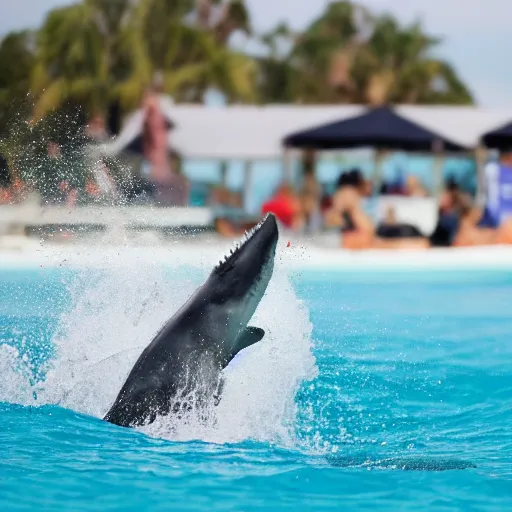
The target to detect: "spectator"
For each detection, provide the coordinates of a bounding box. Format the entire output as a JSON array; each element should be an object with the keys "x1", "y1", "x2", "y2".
[
  {"x1": 405, "y1": 175, "x2": 428, "y2": 197},
  {"x1": 153, "y1": 150, "x2": 190, "y2": 207},
  {"x1": 85, "y1": 112, "x2": 109, "y2": 143},
  {"x1": 299, "y1": 165, "x2": 322, "y2": 233},
  {"x1": 262, "y1": 183, "x2": 303, "y2": 230},
  {"x1": 38, "y1": 142, "x2": 66, "y2": 205},
  {"x1": 141, "y1": 84, "x2": 189, "y2": 207},
  {"x1": 324, "y1": 169, "x2": 429, "y2": 250}
]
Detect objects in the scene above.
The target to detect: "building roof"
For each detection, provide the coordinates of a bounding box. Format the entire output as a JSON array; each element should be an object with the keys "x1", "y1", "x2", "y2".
[{"x1": 104, "y1": 99, "x2": 512, "y2": 160}]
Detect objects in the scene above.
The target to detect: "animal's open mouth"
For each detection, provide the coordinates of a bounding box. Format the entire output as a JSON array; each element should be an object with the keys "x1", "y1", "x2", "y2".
[{"x1": 215, "y1": 213, "x2": 272, "y2": 272}]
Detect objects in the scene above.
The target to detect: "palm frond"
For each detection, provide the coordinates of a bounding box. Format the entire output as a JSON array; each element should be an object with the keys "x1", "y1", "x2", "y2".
[
  {"x1": 33, "y1": 78, "x2": 68, "y2": 119},
  {"x1": 163, "y1": 64, "x2": 209, "y2": 93}
]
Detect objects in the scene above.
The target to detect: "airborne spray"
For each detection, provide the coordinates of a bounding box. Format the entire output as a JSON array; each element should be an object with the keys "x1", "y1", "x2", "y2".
[{"x1": 0, "y1": 103, "x2": 317, "y2": 447}]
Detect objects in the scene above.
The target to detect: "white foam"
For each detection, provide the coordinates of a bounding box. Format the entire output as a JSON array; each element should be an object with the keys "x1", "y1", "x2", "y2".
[
  {"x1": 0, "y1": 238, "x2": 317, "y2": 446},
  {"x1": 0, "y1": 345, "x2": 37, "y2": 404},
  {"x1": 147, "y1": 269, "x2": 317, "y2": 445},
  {"x1": 2, "y1": 232, "x2": 512, "y2": 445}
]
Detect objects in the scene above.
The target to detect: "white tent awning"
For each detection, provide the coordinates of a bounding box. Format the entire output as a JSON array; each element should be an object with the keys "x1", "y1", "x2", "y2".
[{"x1": 104, "y1": 101, "x2": 512, "y2": 160}]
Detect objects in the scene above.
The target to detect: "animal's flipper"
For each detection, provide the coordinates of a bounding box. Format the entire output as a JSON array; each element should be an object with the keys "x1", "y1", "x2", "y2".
[
  {"x1": 229, "y1": 326, "x2": 265, "y2": 362},
  {"x1": 216, "y1": 327, "x2": 265, "y2": 403}
]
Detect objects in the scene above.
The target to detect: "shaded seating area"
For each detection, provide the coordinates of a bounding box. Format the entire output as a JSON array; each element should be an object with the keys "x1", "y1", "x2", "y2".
[
  {"x1": 279, "y1": 106, "x2": 478, "y2": 249},
  {"x1": 281, "y1": 105, "x2": 471, "y2": 229}
]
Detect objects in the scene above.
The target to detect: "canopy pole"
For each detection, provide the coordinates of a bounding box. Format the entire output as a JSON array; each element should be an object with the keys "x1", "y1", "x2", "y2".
[
  {"x1": 475, "y1": 144, "x2": 487, "y2": 205},
  {"x1": 243, "y1": 160, "x2": 253, "y2": 213},
  {"x1": 220, "y1": 160, "x2": 228, "y2": 187},
  {"x1": 282, "y1": 148, "x2": 293, "y2": 184},
  {"x1": 432, "y1": 139, "x2": 445, "y2": 200},
  {"x1": 373, "y1": 149, "x2": 385, "y2": 196},
  {"x1": 432, "y1": 154, "x2": 444, "y2": 200}
]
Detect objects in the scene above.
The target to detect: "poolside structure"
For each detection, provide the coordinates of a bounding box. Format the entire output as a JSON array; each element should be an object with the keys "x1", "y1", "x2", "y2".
[
  {"x1": 282, "y1": 105, "x2": 472, "y2": 198},
  {"x1": 282, "y1": 106, "x2": 468, "y2": 152},
  {"x1": 5, "y1": 104, "x2": 512, "y2": 243},
  {"x1": 481, "y1": 119, "x2": 512, "y2": 151},
  {"x1": 104, "y1": 103, "x2": 512, "y2": 204},
  {"x1": 106, "y1": 103, "x2": 512, "y2": 158}
]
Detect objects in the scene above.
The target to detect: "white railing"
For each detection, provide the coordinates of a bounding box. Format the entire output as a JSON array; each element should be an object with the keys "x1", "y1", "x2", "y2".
[
  {"x1": 0, "y1": 195, "x2": 439, "y2": 238},
  {"x1": 0, "y1": 198, "x2": 214, "y2": 235}
]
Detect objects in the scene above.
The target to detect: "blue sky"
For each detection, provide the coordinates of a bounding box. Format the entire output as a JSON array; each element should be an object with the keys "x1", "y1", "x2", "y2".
[{"x1": 2, "y1": 0, "x2": 510, "y2": 107}]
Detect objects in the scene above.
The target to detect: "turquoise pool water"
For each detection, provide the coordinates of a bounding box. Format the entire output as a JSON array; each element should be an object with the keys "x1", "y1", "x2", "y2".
[{"x1": 1, "y1": 265, "x2": 511, "y2": 511}]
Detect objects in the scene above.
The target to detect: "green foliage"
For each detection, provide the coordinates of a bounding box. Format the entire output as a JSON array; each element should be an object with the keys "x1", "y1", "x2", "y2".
[
  {"x1": 257, "y1": 1, "x2": 474, "y2": 105},
  {"x1": 0, "y1": 0, "x2": 474, "y2": 130},
  {"x1": 0, "y1": 31, "x2": 35, "y2": 136}
]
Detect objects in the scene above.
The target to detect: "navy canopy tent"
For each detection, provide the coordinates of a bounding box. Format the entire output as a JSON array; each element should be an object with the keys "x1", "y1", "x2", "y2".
[
  {"x1": 481, "y1": 120, "x2": 512, "y2": 150},
  {"x1": 283, "y1": 106, "x2": 469, "y2": 153}
]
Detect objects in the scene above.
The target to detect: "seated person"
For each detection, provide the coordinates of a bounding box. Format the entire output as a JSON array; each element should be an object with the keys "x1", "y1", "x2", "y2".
[
  {"x1": 211, "y1": 187, "x2": 248, "y2": 237},
  {"x1": 453, "y1": 205, "x2": 512, "y2": 247},
  {"x1": 261, "y1": 183, "x2": 303, "y2": 230},
  {"x1": 427, "y1": 179, "x2": 512, "y2": 247},
  {"x1": 405, "y1": 175, "x2": 428, "y2": 197},
  {"x1": 428, "y1": 180, "x2": 467, "y2": 247},
  {"x1": 324, "y1": 170, "x2": 429, "y2": 250}
]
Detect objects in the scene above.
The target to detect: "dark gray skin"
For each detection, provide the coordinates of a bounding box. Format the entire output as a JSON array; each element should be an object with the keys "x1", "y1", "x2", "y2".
[{"x1": 104, "y1": 213, "x2": 279, "y2": 428}]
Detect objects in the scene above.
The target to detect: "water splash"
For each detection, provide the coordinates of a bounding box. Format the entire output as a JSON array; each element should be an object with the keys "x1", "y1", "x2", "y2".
[
  {"x1": 0, "y1": 344, "x2": 38, "y2": 404},
  {"x1": 1, "y1": 247, "x2": 317, "y2": 447},
  {"x1": 143, "y1": 267, "x2": 318, "y2": 446}
]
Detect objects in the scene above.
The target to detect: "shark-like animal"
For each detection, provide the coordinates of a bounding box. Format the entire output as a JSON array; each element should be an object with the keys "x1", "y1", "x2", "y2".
[{"x1": 104, "y1": 213, "x2": 279, "y2": 428}]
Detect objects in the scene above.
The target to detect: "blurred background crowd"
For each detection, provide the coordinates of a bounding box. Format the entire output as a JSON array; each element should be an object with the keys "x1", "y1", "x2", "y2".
[{"x1": 1, "y1": 0, "x2": 512, "y2": 250}]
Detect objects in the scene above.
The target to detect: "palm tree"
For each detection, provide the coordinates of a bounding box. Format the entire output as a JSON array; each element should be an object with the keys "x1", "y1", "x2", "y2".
[
  {"x1": 118, "y1": 0, "x2": 256, "y2": 104},
  {"x1": 31, "y1": 0, "x2": 257, "y2": 116},
  {"x1": 31, "y1": 0, "x2": 167, "y2": 119},
  {"x1": 0, "y1": 31, "x2": 36, "y2": 136},
  {"x1": 191, "y1": 0, "x2": 250, "y2": 43},
  {"x1": 289, "y1": 1, "x2": 371, "y2": 103},
  {"x1": 26, "y1": 0, "x2": 474, "y2": 116},
  {"x1": 257, "y1": 1, "x2": 473, "y2": 106},
  {"x1": 359, "y1": 15, "x2": 473, "y2": 105},
  {"x1": 255, "y1": 23, "x2": 297, "y2": 103},
  {"x1": 31, "y1": 3, "x2": 113, "y2": 119}
]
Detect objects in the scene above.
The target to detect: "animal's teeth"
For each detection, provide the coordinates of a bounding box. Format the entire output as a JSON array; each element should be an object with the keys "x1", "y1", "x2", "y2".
[{"x1": 217, "y1": 215, "x2": 272, "y2": 269}]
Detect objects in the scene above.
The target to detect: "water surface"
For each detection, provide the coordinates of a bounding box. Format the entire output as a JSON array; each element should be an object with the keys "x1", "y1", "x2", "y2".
[{"x1": 1, "y1": 265, "x2": 511, "y2": 511}]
